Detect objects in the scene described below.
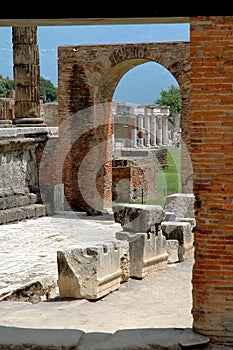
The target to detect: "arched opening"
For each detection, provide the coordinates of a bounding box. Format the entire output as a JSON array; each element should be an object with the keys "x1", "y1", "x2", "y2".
[
  {"x1": 0, "y1": 17, "x2": 233, "y2": 348},
  {"x1": 0, "y1": 23, "x2": 197, "y2": 347},
  {"x1": 111, "y1": 61, "x2": 185, "y2": 206}
]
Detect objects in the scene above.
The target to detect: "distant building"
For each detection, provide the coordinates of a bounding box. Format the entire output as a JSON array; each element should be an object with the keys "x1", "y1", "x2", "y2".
[{"x1": 113, "y1": 101, "x2": 180, "y2": 150}]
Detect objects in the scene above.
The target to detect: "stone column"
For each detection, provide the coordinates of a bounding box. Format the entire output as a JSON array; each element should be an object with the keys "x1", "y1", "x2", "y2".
[
  {"x1": 150, "y1": 110, "x2": 157, "y2": 147},
  {"x1": 0, "y1": 90, "x2": 15, "y2": 127},
  {"x1": 157, "y1": 114, "x2": 163, "y2": 146},
  {"x1": 137, "y1": 114, "x2": 144, "y2": 147},
  {"x1": 131, "y1": 115, "x2": 137, "y2": 147},
  {"x1": 162, "y1": 115, "x2": 168, "y2": 145},
  {"x1": 144, "y1": 107, "x2": 151, "y2": 147},
  {"x1": 161, "y1": 106, "x2": 170, "y2": 145},
  {"x1": 12, "y1": 26, "x2": 45, "y2": 127}
]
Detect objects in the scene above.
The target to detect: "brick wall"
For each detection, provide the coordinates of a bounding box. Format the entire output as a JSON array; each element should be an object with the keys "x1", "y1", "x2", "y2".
[
  {"x1": 58, "y1": 42, "x2": 189, "y2": 213},
  {"x1": 112, "y1": 159, "x2": 158, "y2": 203},
  {"x1": 190, "y1": 16, "x2": 233, "y2": 343}
]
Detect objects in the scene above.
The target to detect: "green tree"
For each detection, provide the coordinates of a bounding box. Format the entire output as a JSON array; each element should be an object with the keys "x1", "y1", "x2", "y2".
[
  {"x1": 154, "y1": 84, "x2": 182, "y2": 114},
  {"x1": 0, "y1": 74, "x2": 15, "y2": 97},
  {"x1": 40, "y1": 77, "x2": 58, "y2": 102}
]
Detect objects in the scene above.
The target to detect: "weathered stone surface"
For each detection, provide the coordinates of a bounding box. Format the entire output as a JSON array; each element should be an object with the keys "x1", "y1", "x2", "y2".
[
  {"x1": 116, "y1": 230, "x2": 168, "y2": 279},
  {"x1": 113, "y1": 203, "x2": 166, "y2": 233},
  {"x1": 0, "y1": 326, "x2": 211, "y2": 350},
  {"x1": 166, "y1": 240, "x2": 179, "y2": 264},
  {"x1": 54, "y1": 183, "x2": 64, "y2": 212},
  {"x1": 164, "y1": 193, "x2": 195, "y2": 218},
  {"x1": 57, "y1": 240, "x2": 127, "y2": 300},
  {"x1": 0, "y1": 326, "x2": 84, "y2": 349},
  {"x1": 165, "y1": 211, "x2": 176, "y2": 221},
  {"x1": 0, "y1": 274, "x2": 56, "y2": 304},
  {"x1": 161, "y1": 221, "x2": 194, "y2": 261},
  {"x1": 176, "y1": 217, "x2": 196, "y2": 228},
  {"x1": 0, "y1": 204, "x2": 46, "y2": 225},
  {"x1": 114, "y1": 239, "x2": 130, "y2": 283},
  {"x1": 78, "y1": 327, "x2": 210, "y2": 350}
]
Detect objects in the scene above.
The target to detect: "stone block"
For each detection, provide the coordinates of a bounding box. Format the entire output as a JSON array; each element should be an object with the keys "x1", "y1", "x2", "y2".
[
  {"x1": 116, "y1": 230, "x2": 168, "y2": 279},
  {"x1": 57, "y1": 239, "x2": 127, "y2": 300},
  {"x1": 54, "y1": 183, "x2": 64, "y2": 212},
  {"x1": 166, "y1": 240, "x2": 179, "y2": 263},
  {"x1": 164, "y1": 193, "x2": 195, "y2": 218},
  {"x1": 161, "y1": 221, "x2": 194, "y2": 261},
  {"x1": 34, "y1": 203, "x2": 46, "y2": 217},
  {"x1": 0, "y1": 275, "x2": 56, "y2": 304},
  {"x1": 176, "y1": 217, "x2": 196, "y2": 228},
  {"x1": 5, "y1": 208, "x2": 19, "y2": 223},
  {"x1": 23, "y1": 205, "x2": 36, "y2": 218},
  {"x1": 113, "y1": 239, "x2": 130, "y2": 283},
  {"x1": 113, "y1": 203, "x2": 166, "y2": 233},
  {"x1": 0, "y1": 211, "x2": 7, "y2": 224},
  {"x1": 165, "y1": 211, "x2": 176, "y2": 221}
]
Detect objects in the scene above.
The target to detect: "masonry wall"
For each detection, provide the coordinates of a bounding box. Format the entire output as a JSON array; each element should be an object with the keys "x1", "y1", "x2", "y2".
[
  {"x1": 190, "y1": 16, "x2": 233, "y2": 344},
  {"x1": 58, "y1": 42, "x2": 189, "y2": 213},
  {"x1": 0, "y1": 128, "x2": 47, "y2": 224},
  {"x1": 112, "y1": 159, "x2": 158, "y2": 203}
]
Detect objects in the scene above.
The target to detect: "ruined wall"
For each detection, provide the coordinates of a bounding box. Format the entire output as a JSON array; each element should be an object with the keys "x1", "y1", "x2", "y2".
[
  {"x1": 43, "y1": 102, "x2": 59, "y2": 126},
  {"x1": 58, "y1": 42, "x2": 189, "y2": 213},
  {"x1": 112, "y1": 159, "x2": 158, "y2": 203},
  {"x1": 190, "y1": 16, "x2": 233, "y2": 344},
  {"x1": 0, "y1": 128, "x2": 48, "y2": 224}
]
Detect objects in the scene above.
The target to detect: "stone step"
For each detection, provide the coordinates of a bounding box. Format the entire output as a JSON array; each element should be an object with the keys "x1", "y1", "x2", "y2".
[
  {"x1": 0, "y1": 204, "x2": 46, "y2": 224},
  {"x1": 0, "y1": 193, "x2": 37, "y2": 210}
]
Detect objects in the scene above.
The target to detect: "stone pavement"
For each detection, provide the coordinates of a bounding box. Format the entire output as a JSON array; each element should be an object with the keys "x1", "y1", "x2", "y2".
[{"x1": 0, "y1": 211, "x2": 209, "y2": 349}]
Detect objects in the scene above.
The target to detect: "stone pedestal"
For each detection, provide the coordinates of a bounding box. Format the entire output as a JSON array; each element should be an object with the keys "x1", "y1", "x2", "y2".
[
  {"x1": 116, "y1": 230, "x2": 168, "y2": 279},
  {"x1": 57, "y1": 239, "x2": 129, "y2": 300},
  {"x1": 161, "y1": 221, "x2": 194, "y2": 261}
]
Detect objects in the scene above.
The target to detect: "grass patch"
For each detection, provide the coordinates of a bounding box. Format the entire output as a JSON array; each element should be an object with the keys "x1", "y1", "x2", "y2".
[
  {"x1": 112, "y1": 146, "x2": 182, "y2": 207},
  {"x1": 144, "y1": 146, "x2": 181, "y2": 206}
]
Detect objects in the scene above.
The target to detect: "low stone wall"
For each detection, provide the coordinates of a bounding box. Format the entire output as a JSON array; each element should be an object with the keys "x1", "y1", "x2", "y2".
[{"x1": 0, "y1": 127, "x2": 53, "y2": 224}]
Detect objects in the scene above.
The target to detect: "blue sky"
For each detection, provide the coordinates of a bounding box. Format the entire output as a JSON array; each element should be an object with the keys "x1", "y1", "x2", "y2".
[{"x1": 0, "y1": 23, "x2": 190, "y2": 105}]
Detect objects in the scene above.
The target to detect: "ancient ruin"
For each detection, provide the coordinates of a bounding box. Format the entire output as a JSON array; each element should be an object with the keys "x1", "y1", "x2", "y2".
[{"x1": 0, "y1": 15, "x2": 233, "y2": 349}]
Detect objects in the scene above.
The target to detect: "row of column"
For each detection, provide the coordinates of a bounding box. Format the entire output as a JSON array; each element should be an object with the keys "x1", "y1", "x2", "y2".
[{"x1": 129, "y1": 105, "x2": 169, "y2": 148}]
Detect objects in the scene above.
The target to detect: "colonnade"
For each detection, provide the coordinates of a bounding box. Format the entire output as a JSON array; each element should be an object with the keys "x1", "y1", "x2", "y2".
[{"x1": 112, "y1": 102, "x2": 170, "y2": 148}]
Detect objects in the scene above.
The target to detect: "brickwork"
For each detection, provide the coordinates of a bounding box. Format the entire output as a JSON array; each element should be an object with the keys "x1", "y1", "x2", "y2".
[
  {"x1": 1, "y1": 18, "x2": 233, "y2": 347},
  {"x1": 190, "y1": 16, "x2": 233, "y2": 343},
  {"x1": 112, "y1": 159, "x2": 158, "y2": 203},
  {"x1": 58, "y1": 42, "x2": 190, "y2": 212}
]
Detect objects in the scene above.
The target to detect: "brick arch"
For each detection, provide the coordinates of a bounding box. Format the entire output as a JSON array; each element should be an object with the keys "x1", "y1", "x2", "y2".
[{"x1": 58, "y1": 42, "x2": 190, "y2": 212}]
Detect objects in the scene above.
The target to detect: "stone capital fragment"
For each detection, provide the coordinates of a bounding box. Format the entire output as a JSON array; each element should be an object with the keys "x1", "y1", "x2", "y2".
[
  {"x1": 57, "y1": 239, "x2": 129, "y2": 300},
  {"x1": 113, "y1": 203, "x2": 166, "y2": 233}
]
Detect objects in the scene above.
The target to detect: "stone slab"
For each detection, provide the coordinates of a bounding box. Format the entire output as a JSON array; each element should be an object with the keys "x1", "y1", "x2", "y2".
[
  {"x1": 0, "y1": 326, "x2": 210, "y2": 349},
  {"x1": 161, "y1": 221, "x2": 194, "y2": 261},
  {"x1": 164, "y1": 193, "x2": 195, "y2": 219},
  {"x1": 57, "y1": 239, "x2": 128, "y2": 300},
  {"x1": 0, "y1": 325, "x2": 83, "y2": 348},
  {"x1": 113, "y1": 203, "x2": 166, "y2": 233}
]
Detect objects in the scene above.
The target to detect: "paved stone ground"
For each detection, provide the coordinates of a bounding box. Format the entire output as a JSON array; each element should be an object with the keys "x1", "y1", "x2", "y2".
[{"x1": 0, "y1": 212, "x2": 194, "y2": 334}]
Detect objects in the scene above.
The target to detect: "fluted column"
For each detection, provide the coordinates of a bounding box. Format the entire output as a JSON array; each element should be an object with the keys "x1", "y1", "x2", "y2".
[
  {"x1": 131, "y1": 115, "x2": 137, "y2": 147},
  {"x1": 150, "y1": 110, "x2": 157, "y2": 147},
  {"x1": 161, "y1": 105, "x2": 170, "y2": 145},
  {"x1": 162, "y1": 114, "x2": 168, "y2": 145},
  {"x1": 157, "y1": 114, "x2": 163, "y2": 145},
  {"x1": 137, "y1": 114, "x2": 144, "y2": 147},
  {"x1": 144, "y1": 107, "x2": 151, "y2": 147},
  {"x1": 12, "y1": 26, "x2": 45, "y2": 127}
]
